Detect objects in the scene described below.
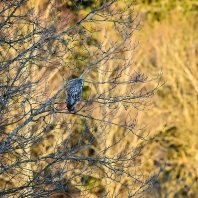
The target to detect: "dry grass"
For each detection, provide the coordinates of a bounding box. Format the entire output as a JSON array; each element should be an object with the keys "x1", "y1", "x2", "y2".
[{"x1": 131, "y1": 7, "x2": 198, "y2": 197}]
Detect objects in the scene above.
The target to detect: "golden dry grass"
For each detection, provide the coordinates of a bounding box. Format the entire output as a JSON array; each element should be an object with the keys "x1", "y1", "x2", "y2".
[{"x1": 131, "y1": 5, "x2": 198, "y2": 197}]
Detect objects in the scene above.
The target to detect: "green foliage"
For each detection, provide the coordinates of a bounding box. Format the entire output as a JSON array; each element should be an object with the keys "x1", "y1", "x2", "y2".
[
  {"x1": 65, "y1": 0, "x2": 103, "y2": 10},
  {"x1": 82, "y1": 85, "x2": 91, "y2": 99},
  {"x1": 81, "y1": 174, "x2": 105, "y2": 194},
  {"x1": 137, "y1": 0, "x2": 198, "y2": 21}
]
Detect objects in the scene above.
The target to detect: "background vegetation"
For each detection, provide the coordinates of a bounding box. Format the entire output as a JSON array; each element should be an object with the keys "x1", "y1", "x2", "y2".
[
  {"x1": 0, "y1": 0, "x2": 198, "y2": 197},
  {"x1": 135, "y1": 0, "x2": 198, "y2": 197}
]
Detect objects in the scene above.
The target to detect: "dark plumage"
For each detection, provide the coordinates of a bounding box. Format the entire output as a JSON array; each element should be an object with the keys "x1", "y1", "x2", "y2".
[{"x1": 66, "y1": 78, "x2": 84, "y2": 112}]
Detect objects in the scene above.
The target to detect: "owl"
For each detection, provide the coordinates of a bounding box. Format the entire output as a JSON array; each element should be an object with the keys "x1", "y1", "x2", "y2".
[{"x1": 66, "y1": 78, "x2": 84, "y2": 112}]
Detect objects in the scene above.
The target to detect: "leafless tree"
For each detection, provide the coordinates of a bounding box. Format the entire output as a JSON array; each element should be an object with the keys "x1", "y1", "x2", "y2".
[{"x1": 0, "y1": 0, "x2": 164, "y2": 197}]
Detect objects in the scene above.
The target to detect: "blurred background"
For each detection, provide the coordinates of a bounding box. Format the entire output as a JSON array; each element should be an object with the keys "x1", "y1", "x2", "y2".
[
  {"x1": 1, "y1": 0, "x2": 198, "y2": 197},
  {"x1": 134, "y1": 0, "x2": 198, "y2": 197}
]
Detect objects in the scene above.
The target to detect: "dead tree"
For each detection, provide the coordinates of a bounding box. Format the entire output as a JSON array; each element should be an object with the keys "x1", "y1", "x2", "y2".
[{"x1": 0, "y1": 0, "x2": 163, "y2": 197}]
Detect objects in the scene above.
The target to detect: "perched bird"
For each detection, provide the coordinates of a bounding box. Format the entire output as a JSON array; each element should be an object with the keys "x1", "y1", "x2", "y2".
[{"x1": 66, "y1": 78, "x2": 84, "y2": 112}]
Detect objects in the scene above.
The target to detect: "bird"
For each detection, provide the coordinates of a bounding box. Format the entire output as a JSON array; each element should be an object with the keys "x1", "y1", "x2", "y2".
[{"x1": 66, "y1": 78, "x2": 84, "y2": 112}]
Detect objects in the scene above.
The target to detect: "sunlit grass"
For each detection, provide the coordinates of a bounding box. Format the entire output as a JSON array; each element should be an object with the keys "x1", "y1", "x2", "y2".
[{"x1": 132, "y1": 7, "x2": 198, "y2": 197}]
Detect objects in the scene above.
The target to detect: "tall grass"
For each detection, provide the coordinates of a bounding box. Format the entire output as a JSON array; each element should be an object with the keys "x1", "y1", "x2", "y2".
[{"x1": 132, "y1": 6, "x2": 198, "y2": 197}]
